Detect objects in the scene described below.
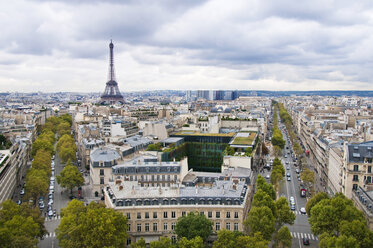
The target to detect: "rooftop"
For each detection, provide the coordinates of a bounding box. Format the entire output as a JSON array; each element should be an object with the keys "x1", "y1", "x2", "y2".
[
  {"x1": 173, "y1": 131, "x2": 235, "y2": 137},
  {"x1": 90, "y1": 147, "x2": 121, "y2": 162}
]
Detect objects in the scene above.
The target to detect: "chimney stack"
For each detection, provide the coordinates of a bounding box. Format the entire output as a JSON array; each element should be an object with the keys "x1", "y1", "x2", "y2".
[{"x1": 196, "y1": 185, "x2": 199, "y2": 194}]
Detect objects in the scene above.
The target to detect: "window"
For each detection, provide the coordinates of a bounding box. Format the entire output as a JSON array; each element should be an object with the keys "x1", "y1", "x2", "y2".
[
  {"x1": 145, "y1": 212, "x2": 149, "y2": 219},
  {"x1": 171, "y1": 236, "x2": 177, "y2": 243},
  {"x1": 234, "y1": 212, "x2": 239, "y2": 218},
  {"x1": 164, "y1": 212, "x2": 168, "y2": 218},
  {"x1": 216, "y1": 211, "x2": 220, "y2": 218},
  {"x1": 153, "y1": 212, "x2": 157, "y2": 219},
  {"x1": 127, "y1": 238, "x2": 131, "y2": 246},
  {"x1": 368, "y1": 166, "x2": 372, "y2": 173},
  {"x1": 171, "y1": 211, "x2": 176, "y2": 218},
  {"x1": 354, "y1": 165, "x2": 359, "y2": 172},
  {"x1": 100, "y1": 178, "x2": 104, "y2": 184},
  {"x1": 353, "y1": 184, "x2": 358, "y2": 190},
  {"x1": 164, "y1": 223, "x2": 168, "y2": 231},
  {"x1": 126, "y1": 213, "x2": 131, "y2": 220},
  {"x1": 137, "y1": 224, "x2": 141, "y2": 232},
  {"x1": 367, "y1": 176, "x2": 372, "y2": 184},
  {"x1": 182, "y1": 211, "x2": 186, "y2": 217},
  {"x1": 145, "y1": 223, "x2": 149, "y2": 232},
  {"x1": 153, "y1": 223, "x2": 158, "y2": 231},
  {"x1": 127, "y1": 224, "x2": 131, "y2": 232},
  {"x1": 137, "y1": 213, "x2": 141, "y2": 219},
  {"x1": 234, "y1": 223, "x2": 239, "y2": 231},
  {"x1": 171, "y1": 222, "x2": 176, "y2": 230},
  {"x1": 353, "y1": 175, "x2": 359, "y2": 182},
  {"x1": 226, "y1": 212, "x2": 231, "y2": 218},
  {"x1": 208, "y1": 211, "x2": 212, "y2": 218},
  {"x1": 200, "y1": 211, "x2": 204, "y2": 216},
  {"x1": 226, "y1": 222, "x2": 231, "y2": 230},
  {"x1": 215, "y1": 222, "x2": 220, "y2": 231},
  {"x1": 100, "y1": 169, "x2": 104, "y2": 176}
]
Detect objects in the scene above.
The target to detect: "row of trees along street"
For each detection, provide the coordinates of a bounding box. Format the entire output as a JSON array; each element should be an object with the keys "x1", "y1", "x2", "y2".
[
  {"x1": 307, "y1": 192, "x2": 373, "y2": 247},
  {"x1": 0, "y1": 114, "x2": 74, "y2": 247},
  {"x1": 244, "y1": 175, "x2": 296, "y2": 247},
  {"x1": 274, "y1": 101, "x2": 316, "y2": 195},
  {"x1": 271, "y1": 102, "x2": 285, "y2": 157}
]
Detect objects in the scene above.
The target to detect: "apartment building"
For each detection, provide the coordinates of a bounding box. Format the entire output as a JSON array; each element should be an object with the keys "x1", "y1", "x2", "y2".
[{"x1": 104, "y1": 166, "x2": 252, "y2": 245}]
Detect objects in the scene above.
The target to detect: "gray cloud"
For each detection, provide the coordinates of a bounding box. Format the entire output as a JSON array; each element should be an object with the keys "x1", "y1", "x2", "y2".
[{"x1": 0, "y1": 0, "x2": 372, "y2": 92}]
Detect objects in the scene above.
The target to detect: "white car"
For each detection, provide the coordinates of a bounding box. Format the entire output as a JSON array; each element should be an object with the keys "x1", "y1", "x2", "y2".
[
  {"x1": 290, "y1": 196, "x2": 295, "y2": 203},
  {"x1": 48, "y1": 210, "x2": 53, "y2": 218},
  {"x1": 287, "y1": 177, "x2": 291, "y2": 181},
  {"x1": 265, "y1": 174, "x2": 270, "y2": 179},
  {"x1": 300, "y1": 207, "x2": 307, "y2": 214}
]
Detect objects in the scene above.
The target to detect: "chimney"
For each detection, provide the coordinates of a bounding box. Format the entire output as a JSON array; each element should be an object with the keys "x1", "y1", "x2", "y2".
[
  {"x1": 159, "y1": 185, "x2": 162, "y2": 195},
  {"x1": 196, "y1": 185, "x2": 199, "y2": 194},
  {"x1": 131, "y1": 185, "x2": 135, "y2": 195},
  {"x1": 222, "y1": 185, "x2": 225, "y2": 195}
]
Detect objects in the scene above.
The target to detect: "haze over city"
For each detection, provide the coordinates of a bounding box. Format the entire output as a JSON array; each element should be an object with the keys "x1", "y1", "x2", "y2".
[{"x1": 1, "y1": 0, "x2": 373, "y2": 92}]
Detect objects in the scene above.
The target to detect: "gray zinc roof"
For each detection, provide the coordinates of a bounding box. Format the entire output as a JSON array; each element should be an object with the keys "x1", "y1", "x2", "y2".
[{"x1": 91, "y1": 147, "x2": 121, "y2": 162}]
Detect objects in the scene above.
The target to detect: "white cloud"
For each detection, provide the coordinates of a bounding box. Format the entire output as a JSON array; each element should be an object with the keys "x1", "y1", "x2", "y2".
[{"x1": 0, "y1": 0, "x2": 372, "y2": 92}]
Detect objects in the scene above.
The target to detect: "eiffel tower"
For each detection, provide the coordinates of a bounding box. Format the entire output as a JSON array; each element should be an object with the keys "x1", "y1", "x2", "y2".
[{"x1": 100, "y1": 40, "x2": 124, "y2": 104}]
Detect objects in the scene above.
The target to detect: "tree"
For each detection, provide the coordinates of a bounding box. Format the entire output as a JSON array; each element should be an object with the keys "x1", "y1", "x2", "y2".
[
  {"x1": 224, "y1": 146, "x2": 235, "y2": 156},
  {"x1": 236, "y1": 233, "x2": 269, "y2": 248},
  {"x1": 309, "y1": 193, "x2": 365, "y2": 236},
  {"x1": 275, "y1": 197, "x2": 295, "y2": 229},
  {"x1": 31, "y1": 137, "x2": 54, "y2": 156},
  {"x1": 273, "y1": 226, "x2": 292, "y2": 248},
  {"x1": 319, "y1": 233, "x2": 359, "y2": 248},
  {"x1": 0, "y1": 200, "x2": 46, "y2": 248},
  {"x1": 252, "y1": 189, "x2": 276, "y2": 216},
  {"x1": 300, "y1": 168, "x2": 315, "y2": 187},
  {"x1": 178, "y1": 236, "x2": 204, "y2": 248},
  {"x1": 57, "y1": 134, "x2": 75, "y2": 151},
  {"x1": 130, "y1": 238, "x2": 146, "y2": 248},
  {"x1": 32, "y1": 149, "x2": 52, "y2": 174},
  {"x1": 256, "y1": 175, "x2": 276, "y2": 200},
  {"x1": 244, "y1": 206, "x2": 275, "y2": 240},
  {"x1": 175, "y1": 212, "x2": 213, "y2": 241},
  {"x1": 213, "y1": 229, "x2": 242, "y2": 248},
  {"x1": 57, "y1": 162, "x2": 84, "y2": 195},
  {"x1": 59, "y1": 146, "x2": 77, "y2": 164},
  {"x1": 305, "y1": 192, "x2": 329, "y2": 216},
  {"x1": 57, "y1": 121, "x2": 71, "y2": 137},
  {"x1": 146, "y1": 143, "x2": 162, "y2": 152},
  {"x1": 25, "y1": 169, "x2": 49, "y2": 204},
  {"x1": 0, "y1": 134, "x2": 12, "y2": 149},
  {"x1": 149, "y1": 237, "x2": 174, "y2": 248},
  {"x1": 57, "y1": 200, "x2": 128, "y2": 248}
]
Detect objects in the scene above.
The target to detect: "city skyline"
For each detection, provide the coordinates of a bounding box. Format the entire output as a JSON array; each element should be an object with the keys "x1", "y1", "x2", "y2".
[{"x1": 1, "y1": 0, "x2": 373, "y2": 93}]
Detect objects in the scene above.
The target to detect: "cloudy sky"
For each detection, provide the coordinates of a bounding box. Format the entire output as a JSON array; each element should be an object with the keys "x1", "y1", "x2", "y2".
[{"x1": 0, "y1": 0, "x2": 373, "y2": 92}]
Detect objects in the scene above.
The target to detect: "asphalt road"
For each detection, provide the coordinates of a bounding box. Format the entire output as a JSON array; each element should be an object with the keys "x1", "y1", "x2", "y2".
[{"x1": 279, "y1": 123, "x2": 319, "y2": 248}]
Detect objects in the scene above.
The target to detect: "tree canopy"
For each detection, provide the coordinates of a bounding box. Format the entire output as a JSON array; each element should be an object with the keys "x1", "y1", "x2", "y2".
[
  {"x1": 175, "y1": 212, "x2": 213, "y2": 241},
  {"x1": 244, "y1": 206, "x2": 275, "y2": 240},
  {"x1": 57, "y1": 161, "x2": 84, "y2": 194},
  {"x1": 57, "y1": 200, "x2": 128, "y2": 248},
  {"x1": 273, "y1": 226, "x2": 292, "y2": 248}
]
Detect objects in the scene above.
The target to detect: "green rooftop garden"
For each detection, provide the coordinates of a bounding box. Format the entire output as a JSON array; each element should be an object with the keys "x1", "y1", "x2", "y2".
[{"x1": 231, "y1": 132, "x2": 257, "y2": 145}]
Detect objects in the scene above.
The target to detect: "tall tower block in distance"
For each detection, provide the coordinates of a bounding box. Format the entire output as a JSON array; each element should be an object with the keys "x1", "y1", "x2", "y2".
[{"x1": 100, "y1": 40, "x2": 124, "y2": 105}]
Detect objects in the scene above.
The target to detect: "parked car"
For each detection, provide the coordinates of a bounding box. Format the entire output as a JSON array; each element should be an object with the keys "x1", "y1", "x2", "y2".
[
  {"x1": 48, "y1": 210, "x2": 53, "y2": 218},
  {"x1": 53, "y1": 209, "x2": 57, "y2": 217},
  {"x1": 290, "y1": 204, "x2": 296, "y2": 210},
  {"x1": 20, "y1": 188, "x2": 25, "y2": 195},
  {"x1": 39, "y1": 202, "x2": 45, "y2": 209},
  {"x1": 48, "y1": 199, "x2": 54, "y2": 206},
  {"x1": 287, "y1": 177, "x2": 291, "y2": 181},
  {"x1": 16, "y1": 200, "x2": 22, "y2": 205},
  {"x1": 265, "y1": 174, "x2": 270, "y2": 179},
  {"x1": 300, "y1": 207, "x2": 307, "y2": 214},
  {"x1": 286, "y1": 173, "x2": 291, "y2": 177}
]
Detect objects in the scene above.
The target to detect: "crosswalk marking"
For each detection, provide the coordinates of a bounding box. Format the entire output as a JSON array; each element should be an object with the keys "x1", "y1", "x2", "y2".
[
  {"x1": 44, "y1": 215, "x2": 60, "y2": 221},
  {"x1": 291, "y1": 232, "x2": 318, "y2": 241},
  {"x1": 44, "y1": 232, "x2": 56, "y2": 238}
]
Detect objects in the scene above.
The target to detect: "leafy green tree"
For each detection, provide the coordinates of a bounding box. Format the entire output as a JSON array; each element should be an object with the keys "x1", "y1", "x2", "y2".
[
  {"x1": 150, "y1": 237, "x2": 174, "y2": 248},
  {"x1": 275, "y1": 197, "x2": 295, "y2": 229},
  {"x1": 57, "y1": 200, "x2": 128, "y2": 248},
  {"x1": 178, "y1": 236, "x2": 204, "y2": 248},
  {"x1": 252, "y1": 189, "x2": 276, "y2": 216},
  {"x1": 59, "y1": 114, "x2": 72, "y2": 126},
  {"x1": 213, "y1": 229, "x2": 242, "y2": 248},
  {"x1": 146, "y1": 143, "x2": 163, "y2": 152},
  {"x1": 57, "y1": 134, "x2": 75, "y2": 150},
  {"x1": 57, "y1": 121, "x2": 71, "y2": 137},
  {"x1": 31, "y1": 137, "x2": 54, "y2": 156},
  {"x1": 236, "y1": 232, "x2": 269, "y2": 248},
  {"x1": 0, "y1": 200, "x2": 46, "y2": 248},
  {"x1": 224, "y1": 146, "x2": 235, "y2": 156},
  {"x1": 273, "y1": 226, "x2": 292, "y2": 248},
  {"x1": 300, "y1": 168, "x2": 315, "y2": 187},
  {"x1": 59, "y1": 146, "x2": 77, "y2": 164},
  {"x1": 0, "y1": 134, "x2": 12, "y2": 149},
  {"x1": 130, "y1": 238, "x2": 146, "y2": 248},
  {"x1": 25, "y1": 169, "x2": 49, "y2": 204},
  {"x1": 309, "y1": 193, "x2": 365, "y2": 236},
  {"x1": 273, "y1": 157, "x2": 282, "y2": 166},
  {"x1": 244, "y1": 206, "x2": 275, "y2": 240},
  {"x1": 38, "y1": 130, "x2": 56, "y2": 145},
  {"x1": 256, "y1": 175, "x2": 276, "y2": 200},
  {"x1": 175, "y1": 211, "x2": 213, "y2": 241},
  {"x1": 319, "y1": 233, "x2": 359, "y2": 248},
  {"x1": 305, "y1": 192, "x2": 329, "y2": 216},
  {"x1": 57, "y1": 162, "x2": 84, "y2": 194},
  {"x1": 32, "y1": 149, "x2": 52, "y2": 174}
]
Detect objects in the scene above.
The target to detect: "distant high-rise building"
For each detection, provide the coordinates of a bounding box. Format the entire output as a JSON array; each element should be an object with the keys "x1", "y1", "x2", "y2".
[{"x1": 100, "y1": 40, "x2": 124, "y2": 105}]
